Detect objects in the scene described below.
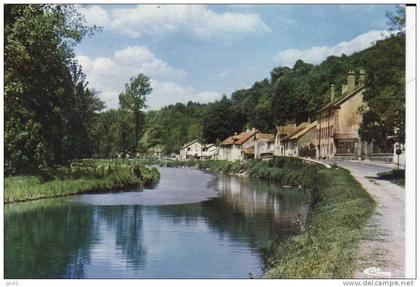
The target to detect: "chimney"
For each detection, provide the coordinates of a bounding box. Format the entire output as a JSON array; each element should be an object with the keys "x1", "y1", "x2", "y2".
[
  {"x1": 359, "y1": 68, "x2": 366, "y2": 83},
  {"x1": 347, "y1": 69, "x2": 356, "y2": 91},
  {"x1": 330, "y1": 84, "x2": 335, "y2": 103}
]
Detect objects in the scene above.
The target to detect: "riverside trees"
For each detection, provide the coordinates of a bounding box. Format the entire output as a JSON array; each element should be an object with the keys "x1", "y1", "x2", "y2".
[{"x1": 4, "y1": 5, "x2": 103, "y2": 175}]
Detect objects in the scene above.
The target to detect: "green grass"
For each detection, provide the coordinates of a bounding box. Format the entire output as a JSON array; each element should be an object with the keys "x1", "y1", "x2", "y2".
[
  {"x1": 164, "y1": 157, "x2": 375, "y2": 278},
  {"x1": 263, "y1": 167, "x2": 375, "y2": 278},
  {"x1": 161, "y1": 157, "x2": 320, "y2": 187},
  {"x1": 5, "y1": 160, "x2": 160, "y2": 203},
  {"x1": 377, "y1": 169, "x2": 405, "y2": 187}
]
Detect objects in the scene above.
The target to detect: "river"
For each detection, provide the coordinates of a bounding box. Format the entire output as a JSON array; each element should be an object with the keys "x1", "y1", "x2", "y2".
[{"x1": 4, "y1": 167, "x2": 309, "y2": 279}]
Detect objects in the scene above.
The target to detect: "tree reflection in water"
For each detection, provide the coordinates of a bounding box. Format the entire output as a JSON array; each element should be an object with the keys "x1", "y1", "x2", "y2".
[{"x1": 5, "y1": 168, "x2": 309, "y2": 279}]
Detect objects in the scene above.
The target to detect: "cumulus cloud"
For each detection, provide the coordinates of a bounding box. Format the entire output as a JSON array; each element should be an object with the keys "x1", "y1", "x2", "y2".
[
  {"x1": 76, "y1": 46, "x2": 221, "y2": 110},
  {"x1": 147, "y1": 80, "x2": 221, "y2": 109},
  {"x1": 79, "y1": 5, "x2": 270, "y2": 40},
  {"x1": 274, "y1": 30, "x2": 391, "y2": 67},
  {"x1": 78, "y1": 5, "x2": 109, "y2": 27}
]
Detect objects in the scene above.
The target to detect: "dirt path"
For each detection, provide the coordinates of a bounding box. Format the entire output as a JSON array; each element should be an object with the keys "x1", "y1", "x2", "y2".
[{"x1": 326, "y1": 160, "x2": 405, "y2": 278}]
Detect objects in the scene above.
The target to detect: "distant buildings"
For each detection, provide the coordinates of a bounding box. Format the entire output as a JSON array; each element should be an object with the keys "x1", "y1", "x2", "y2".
[
  {"x1": 177, "y1": 69, "x2": 400, "y2": 164},
  {"x1": 179, "y1": 140, "x2": 219, "y2": 161}
]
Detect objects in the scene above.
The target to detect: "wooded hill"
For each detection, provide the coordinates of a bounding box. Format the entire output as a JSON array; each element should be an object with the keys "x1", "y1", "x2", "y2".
[{"x1": 133, "y1": 33, "x2": 405, "y2": 155}]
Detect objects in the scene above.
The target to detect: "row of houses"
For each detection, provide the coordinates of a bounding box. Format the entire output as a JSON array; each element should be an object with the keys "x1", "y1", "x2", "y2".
[{"x1": 179, "y1": 69, "x2": 405, "y2": 164}]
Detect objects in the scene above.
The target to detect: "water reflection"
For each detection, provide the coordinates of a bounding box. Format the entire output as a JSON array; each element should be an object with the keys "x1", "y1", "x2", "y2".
[
  {"x1": 5, "y1": 168, "x2": 309, "y2": 279},
  {"x1": 217, "y1": 174, "x2": 309, "y2": 223}
]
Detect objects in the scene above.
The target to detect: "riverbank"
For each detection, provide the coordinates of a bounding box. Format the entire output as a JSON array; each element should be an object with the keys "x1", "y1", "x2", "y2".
[
  {"x1": 163, "y1": 158, "x2": 376, "y2": 278},
  {"x1": 5, "y1": 160, "x2": 160, "y2": 203},
  {"x1": 325, "y1": 160, "x2": 405, "y2": 278}
]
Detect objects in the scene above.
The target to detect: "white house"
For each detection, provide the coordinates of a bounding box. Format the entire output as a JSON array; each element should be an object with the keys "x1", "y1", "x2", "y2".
[
  {"x1": 219, "y1": 128, "x2": 259, "y2": 161},
  {"x1": 201, "y1": 144, "x2": 219, "y2": 160},
  {"x1": 283, "y1": 122, "x2": 318, "y2": 158},
  {"x1": 179, "y1": 140, "x2": 203, "y2": 161},
  {"x1": 254, "y1": 133, "x2": 275, "y2": 159},
  {"x1": 273, "y1": 124, "x2": 298, "y2": 156}
]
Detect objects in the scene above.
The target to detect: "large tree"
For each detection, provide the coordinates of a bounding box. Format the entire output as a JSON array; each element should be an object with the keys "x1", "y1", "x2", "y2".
[
  {"x1": 358, "y1": 5, "x2": 405, "y2": 148},
  {"x1": 4, "y1": 4, "x2": 101, "y2": 175},
  {"x1": 118, "y1": 74, "x2": 152, "y2": 154}
]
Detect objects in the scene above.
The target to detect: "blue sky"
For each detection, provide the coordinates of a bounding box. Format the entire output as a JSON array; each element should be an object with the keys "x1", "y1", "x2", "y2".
[{"x1": 75, "y1": 4, "x2": 395, "y2": 110}]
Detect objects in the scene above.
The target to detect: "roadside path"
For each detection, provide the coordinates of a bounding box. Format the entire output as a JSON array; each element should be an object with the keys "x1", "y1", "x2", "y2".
[{"x1": 324, "y1": 160, "x2": 405, "y2": 278}]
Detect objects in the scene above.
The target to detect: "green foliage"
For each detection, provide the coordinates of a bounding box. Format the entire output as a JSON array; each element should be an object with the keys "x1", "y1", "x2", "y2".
[
  {"x1": 265, "y1": 167, "x2": 375, "y2": 278},
  {"x1": 92, "y1": 109, "x2": 141, "y2": 158},
  {"x1": 5, "y1": 160, "x2": 160, "y2": 203},
  {"x1": 358, "y1": 34, "x2": 405, "y2": 146},
  {"x1": 4, "y1": 4, "x2": 102, "y2": 175},
  {"x1": 386, "y1": 5, "x2": 406, "y2": 33},
  {"x1": 161, "y1": 157, "x2": 321, "y2": 188},
  {"x1": 203, "y1": 95, "x2": 247, "y2": 143},
  {"x1": 140, "y1": 102, "x2": 207, "y2": 155},
  {"x1": 119, "y1": 74, "x2": 152, "y2": 153}
]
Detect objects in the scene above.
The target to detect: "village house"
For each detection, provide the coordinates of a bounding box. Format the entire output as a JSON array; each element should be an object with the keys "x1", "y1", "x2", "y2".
[
  {"x1": 219, "y1": 128, "x2": 259, "y2": 161},
  {"x1": 254, "y1": 133, "x2": 275, "y2": 159},
  {"x1": 282, "y1": 121, "x2": 318, "y2": 158},
  {"x1": 179, "y1": 140, "x2": 203, "y2": 161},
  {"x1": 201, "y1": 144, "x2": 219, "y2": 160},
  {"x1": 316, "y1": 69, "x2": 369, "y2": 160},
  {"x1": 273, "y1": 124, "x2": 298, "y2": 156}
]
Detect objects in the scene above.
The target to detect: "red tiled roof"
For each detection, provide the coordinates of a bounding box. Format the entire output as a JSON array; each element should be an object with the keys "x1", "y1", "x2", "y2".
[
  {"x1": 236, "y1": 129, "x2": 259, "y2": 145},
  {"x1": 221, "y1": 129, "x2": 259, "y2": 146}
]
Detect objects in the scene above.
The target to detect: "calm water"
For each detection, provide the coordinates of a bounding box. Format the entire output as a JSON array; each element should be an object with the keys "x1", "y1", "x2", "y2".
[{"x1": 5, "y1": 167, "x2": 309, "y2": 279}]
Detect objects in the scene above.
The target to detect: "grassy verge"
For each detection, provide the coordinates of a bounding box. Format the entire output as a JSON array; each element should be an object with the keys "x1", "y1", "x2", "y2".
[
  {"x1": 161, "y1": 157, "x2": 320, "y2": 187},
  {"x1": 5, "y1": 160, "x2": 160, "y2": 203},
  {"x1": 377, "y1": 169, "x2": 405, "y2": 187},
  {"x1": 164, "y1": 158, "x2": 375, "y2": 278},
  {"x1": 263, "y1": 166, "x2": 375, "y2": 278}
]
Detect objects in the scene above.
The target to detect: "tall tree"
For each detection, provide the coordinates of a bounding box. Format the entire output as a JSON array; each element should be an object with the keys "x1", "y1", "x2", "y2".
[
  {"x1": 358, "y1": 6, "x2": 405, "y2": 148},
  {"x1": 4, "y1": 4, "x2": 98, "y2": 175},
  {"x1": 119, "y1": 74, "x2": 152, "y2": 153}
]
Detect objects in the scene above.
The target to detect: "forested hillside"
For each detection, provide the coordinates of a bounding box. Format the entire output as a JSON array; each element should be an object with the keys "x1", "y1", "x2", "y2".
[{"x1": 135, "y1": 31, "x2": 405, "y2": 155}]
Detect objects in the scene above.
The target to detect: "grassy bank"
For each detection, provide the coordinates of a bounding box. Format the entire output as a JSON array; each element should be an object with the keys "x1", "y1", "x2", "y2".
[
  {"x1": 164, "y1": 158, "x2": 375, "y2": 278},
  {"x1": 5, "y1": 160, "x2": 160, "y2": 203},
  {"x1": 161, "y1": 157, "x2": 320, "y2": 187}
]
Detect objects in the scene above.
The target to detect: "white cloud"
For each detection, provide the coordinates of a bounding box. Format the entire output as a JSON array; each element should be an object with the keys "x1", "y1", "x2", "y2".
[
  {"x1": 147, "y1": 80, "x2": 222, "y2": 109},
  {"x1": 77, "y1": 45, "x2": 221, "y2": 110},
  {"x1": 78, "y1": 5, "x2": 109, "y2": 27},
  {"x1": 79, "y1": 5, "x2": 269, "y2": 40},
  {"x1": 274, "y1": 30, "x2": 391, "y2": 67}
]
